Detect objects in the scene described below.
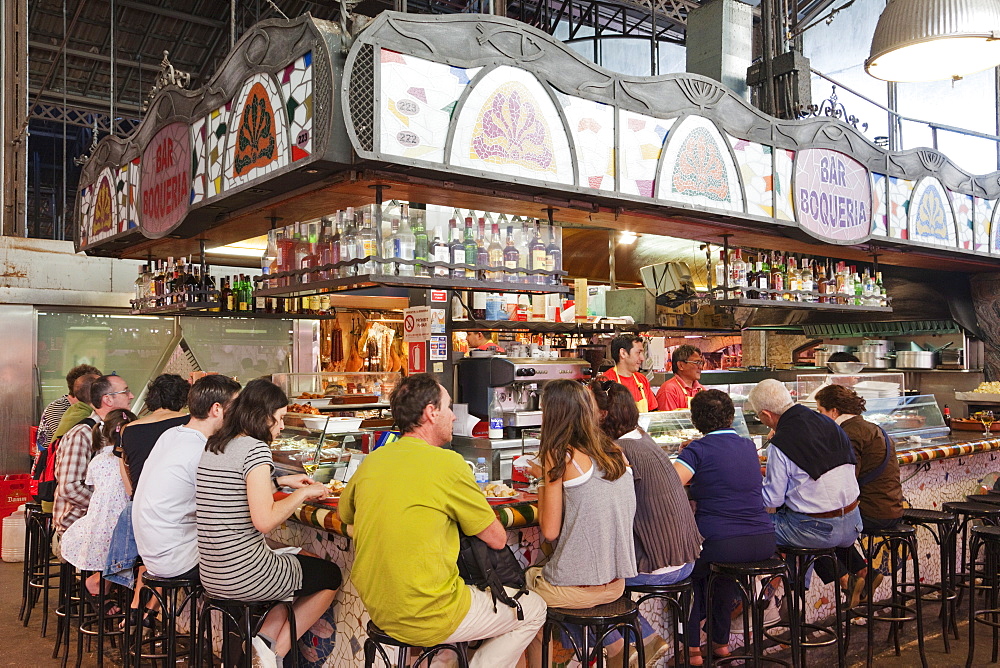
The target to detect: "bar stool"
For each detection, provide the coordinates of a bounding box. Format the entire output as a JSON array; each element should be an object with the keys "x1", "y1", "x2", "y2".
[
  {"x1": 196, "y1": 596, "x2": 298, "y2": 668},
  {"x1": 626, "y1": 578, "x2": 694, "y2": 667},
  {"x1": 74, "y1": 570, "x2": 127, "y2": 668},
  {"x1": 844, "y1": 524, "x2": 928, "y2": 668},
  {"x1": 127, "y1": 572, "x2": 202, "y2": 667},
  {"x1": 941, "y1": 501, "x2": 1000, "y2": 605},
  {"x1": 541, "y1": 596, "x2": 645, "y2": 667},
  {"x1": 965, "y1": 494, "x2": 1000, "y2": 506},
  {"x1": 764, "y1": 546, "x2": 844, "y2": 667},
  {"x1": 21, "y1": 504, "x2": 58, "y2": 635},
  {"x1": 966, "y1": 525, "x2": 1000, "y2": 667},
  {"x1": 364, "y1": 620, "x2": 469, "y2": 667},
  {"x1": 53, "y1": 561, "x2": 82, "y2": 663},
  {"x1": 706, "y1": 558, "x2": 798, "y2": 667},
  {"x1": 901, "y1": 508, "x2": 959, "y2": 652}
]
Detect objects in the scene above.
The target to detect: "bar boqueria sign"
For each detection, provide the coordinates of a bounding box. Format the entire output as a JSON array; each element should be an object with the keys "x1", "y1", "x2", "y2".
[{"x1": 76, "y1": 12, "x2": 1000, "y2": 260}]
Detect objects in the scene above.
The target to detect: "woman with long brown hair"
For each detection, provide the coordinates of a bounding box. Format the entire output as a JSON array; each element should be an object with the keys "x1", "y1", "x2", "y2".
[{"x1": 525, "y1": 379, "x2": 638, "y2": 668}]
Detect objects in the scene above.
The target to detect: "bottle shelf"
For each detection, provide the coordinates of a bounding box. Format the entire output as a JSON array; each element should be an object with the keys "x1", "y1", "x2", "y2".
[
  {"x1": 451, "y1": 320, "x2": 635, "y2": 333},
  {"x1": 713, "y1": 296, "x2": 892, "y2": 313}
]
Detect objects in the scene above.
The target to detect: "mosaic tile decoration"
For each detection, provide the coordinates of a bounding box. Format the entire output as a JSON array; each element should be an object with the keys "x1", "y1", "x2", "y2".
[
  {"x1": 871, "y1": 173, "x2": 888, "y2": 236},
  {"x1": 224, "y1": 72, "x2": 290, "y2": 191},
  {"x1": 728, "y1": 135, "x2": 773, "y2": 217},
  {"x1": 950, "y1": 190, "x2": 974, "y2": 249},
  {"x1": 556, "y1": 91, "x2": 615, "y2": 191},
  {"x1": 205, "y1": 102, "x2": 230, "y2": 198},
  {"x1": 115, "y1": 159, "x2": 139, "y2": 233},
  {"x1": 974, "y1": 196, "x2": 995, "y2": 252},
  {"x1": 618, "y1": 109, "x2": 674, "y2": 198},
  {"x1": 88, "y1": 168, "x2": 118, "y2": 246},
  {"x1": 280, "y1": 51, "x2": 314, "y2": 162},
  {"x1": 909, "y1": 177, "x2": 957, "y2": 247},
  {"x1": 77, "y1": 182, "x2": 95, "y2": 249},
  {"x1": 659, "y1": 115, "x2": 743, "y2": 213},
  {"x1": 992, "y1": 199, "x2": 1000, "y2": 254},
  {"x1": 450, "y1": 65, "x2": 574, "y2": 185},
  {"x1": 773, "y1": 148, "x2": 795, "y2": 221},
  {"x1": 887, "y1": 175, "x2": 914, "y2": 239},
  {"x1": 378, "y1": 49, "x2": 481, "y2": 162},
  {"x1": 189, "y1": 116, "x2": 208, "y2": 205}
]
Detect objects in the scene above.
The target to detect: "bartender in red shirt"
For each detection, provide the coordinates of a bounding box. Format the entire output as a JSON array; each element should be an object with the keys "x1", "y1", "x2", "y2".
[
  {"x1": 603, "y1": 335, "x2": 657, "y2": 412},
  {"x1": 656, "y1": 344, "x2": 706, "y2": 410}
]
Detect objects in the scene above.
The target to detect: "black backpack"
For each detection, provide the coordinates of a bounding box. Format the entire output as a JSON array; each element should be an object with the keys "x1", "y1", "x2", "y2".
[{"x1": 456, "y1": 534, "x2": 530, "y2": 619}]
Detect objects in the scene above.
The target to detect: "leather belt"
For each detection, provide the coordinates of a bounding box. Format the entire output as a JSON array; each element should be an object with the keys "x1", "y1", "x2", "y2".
[{"x1": 807, "y1": 498, "x2": 860, "y2": 519}]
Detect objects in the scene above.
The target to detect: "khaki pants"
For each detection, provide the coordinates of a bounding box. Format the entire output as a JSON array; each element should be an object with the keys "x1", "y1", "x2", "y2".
[{"x1": 524, "y1": 566, "x2": 625, "y2": 668}]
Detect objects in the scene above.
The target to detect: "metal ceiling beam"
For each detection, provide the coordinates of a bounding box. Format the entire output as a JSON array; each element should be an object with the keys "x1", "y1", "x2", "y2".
[
  {"x1": 29, "y1": 40, "x2": 162, "y2": 73},
  {"x1": 31, "y1": 87, "x2": 143, "y2": 114},
  {"x1": 116, "y1": 0, "x2": 226, "y2": 28},
  {"x1": 26, "y1": 0, "x2": 91, "y2": 134}
]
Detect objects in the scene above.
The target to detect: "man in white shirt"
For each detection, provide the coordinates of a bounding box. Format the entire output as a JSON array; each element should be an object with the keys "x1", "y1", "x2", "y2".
[{"x1": 132, "y1": 375, "x2": 242, "y2": 579}]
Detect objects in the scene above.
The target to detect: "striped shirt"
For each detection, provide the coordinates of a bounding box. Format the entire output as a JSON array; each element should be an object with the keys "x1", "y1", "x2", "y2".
[
  {"x1": 196, "y1": 435, "x2": 301, "y2": 601},
  {"x1": 37, "y1": 396, "x2": 71, "y2": 451}
]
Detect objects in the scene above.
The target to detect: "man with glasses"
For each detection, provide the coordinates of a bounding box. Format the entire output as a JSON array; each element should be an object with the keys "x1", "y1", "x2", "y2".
[
  {"x1": 656, "y1": 344, "x2": 706, "y2": 411},
  {"x1": 53, "y1": 374, "x2": 135, "y2": 539},
  {"x1": 604, "y1": 335, "x2": 658, "y2": 412}
]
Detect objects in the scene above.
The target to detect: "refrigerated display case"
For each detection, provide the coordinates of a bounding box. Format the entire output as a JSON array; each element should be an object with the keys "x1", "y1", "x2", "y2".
[
  {"x1": 797, "y1": 372, "x2": 905, "y2": 405},
  {"x1": 638, "y1": 408, "x2": 751, "y2": 455},
  {"x1": 271, "y1": 414, "x2": 368, "y2": 483},
  {"x1": 862, "y1": 394, "x2": 949, "y2": 440},
  {"x1": 272, "y1": 371, "x2": 401, "y2": 408}
]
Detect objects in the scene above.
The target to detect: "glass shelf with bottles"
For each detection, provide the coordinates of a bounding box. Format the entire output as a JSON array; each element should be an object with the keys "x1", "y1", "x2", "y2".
[
  {"x1": 710, "y1": 247, "x2": 892, "y2": 311},
  {"x1": 252, "y1": 202, "x2": 569, "y2": 297},
  {"x1": 637, "y1": 408, "x2": 751, "y2": 455},
  {"x1": 130, "y1": 257, "x2": 227, "y2": 313}
]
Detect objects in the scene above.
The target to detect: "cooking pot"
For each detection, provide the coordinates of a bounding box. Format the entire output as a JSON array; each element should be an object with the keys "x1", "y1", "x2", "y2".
[
  {"x1": 895, "y1": 350, "x2": 938, "y2": 369},
  {"x1": 858, "y1": 339, "x2": 894, "y2": 358},
  {"x1": 857, "y1": 350, "x2": 892, "y2": 369},
  {"x1": 814, "y1": 345, "x2": 854, "y2": 368}
]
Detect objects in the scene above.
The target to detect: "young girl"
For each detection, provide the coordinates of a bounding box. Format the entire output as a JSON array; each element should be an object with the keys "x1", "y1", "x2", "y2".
[
  {"x1": 61, "y1": 409, "x2": 136, "y2": 602},
  {"x1": 525, "y1": 380, "x2": 638, "y2": 668}
]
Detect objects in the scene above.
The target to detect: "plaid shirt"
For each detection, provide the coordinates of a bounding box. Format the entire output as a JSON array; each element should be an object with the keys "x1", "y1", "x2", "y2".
[
  {"x1": 37, "y1": 395, "x2": 70, "y2": 451},
  {"x1": 53, "y1": 421, "x2": 95, "y2": 535}
]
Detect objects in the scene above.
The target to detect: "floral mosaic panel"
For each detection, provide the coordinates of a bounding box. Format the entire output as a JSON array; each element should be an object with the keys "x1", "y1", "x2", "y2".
[
  {"x1": 773, "y1": 148, "x2": 795, "y2": 221},
  {"x1": 206, "y1": 103, "x2": 230, "y2": 198},
  {"x1": 908, "y1": 177, "x2": 957, "y2": 247},
  {"x1": 618, "y1": 110, "x2": 674, "y2": 198},
  {"x1": 88, "y1": 168, "x2": 118, "y2": 247},
  {"x1": 190, "y1": 117, "x2": 208, "y2": 205},
  {"x1": 728, "y1": 135, "x2": 773, "y2": 217},
  {"x1": 450, "y1": 65, "x2": 574, "y2": 185},
  {"x1": 975, "y1": 196, "x2": 995, "y2": 252},
  {"x1": 378, "y1": 49, "x2": 481, "y2": 162},
  {"x1": 115, "y1": 159, "x2": 139, "y2": 233},
  {"x1": 659, "y1": 115, "x2": 743, "y2": 213},
  {"x1": 224, "y1": 72, "x2": 290, "y2": 191},
  {"x1": 871, "y1": 173, "x2": 888, "y2": 236},
  {"x1": 557, "y1": 91, "x2": 615, "y2": 191},
  {"x1": 280, "y1": 51, "x2": 314, "y2": 162},
  {"x1": 77, "y1": 182, "x2": 96, "y2": 249},
  {"x1": 887, "y1": 175, "x2": 914, "y2": 239},
  {"x1": 950, "y1": 191, "x2": 974, "y2": 249}
]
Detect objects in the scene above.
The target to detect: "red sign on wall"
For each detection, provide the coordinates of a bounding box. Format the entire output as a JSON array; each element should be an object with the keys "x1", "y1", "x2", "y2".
[
  {"x1": 408, "y1": 341, "x2": 427, "y2": 374},
  {"x1": 140, "y1": 122, "x2": 191, "y2": 238}
]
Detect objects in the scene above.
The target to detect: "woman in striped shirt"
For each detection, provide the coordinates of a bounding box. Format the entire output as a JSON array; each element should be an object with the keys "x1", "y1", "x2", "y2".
[{"x1": 196, "y1": 379, "x2": 341, "y2": 668}]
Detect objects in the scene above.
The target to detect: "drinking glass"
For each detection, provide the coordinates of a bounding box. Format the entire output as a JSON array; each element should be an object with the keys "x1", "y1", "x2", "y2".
[{"x1": 980, "y1": 410, "x2": 995, "y2": 436}]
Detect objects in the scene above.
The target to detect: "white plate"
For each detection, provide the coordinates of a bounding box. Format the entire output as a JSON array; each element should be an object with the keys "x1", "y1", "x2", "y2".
[{"x1": 485, "y1": 495, "x2": 519, "y2": 500}]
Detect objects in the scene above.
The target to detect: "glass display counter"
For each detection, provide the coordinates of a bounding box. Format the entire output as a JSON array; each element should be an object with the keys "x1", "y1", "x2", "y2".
[
  {"x1": 272, "y1": 371, "x2": 401, "y2": 407},
  {"x1": 797, "y1": 372, "x2": 905, "y2": 405},
  {"x1": 862, "y1": 394, "x2": 949, "y2": 440},
  {"x1": 638, "y1": 408, "x2": 751, "y2": 455},
  {"x1": 271, "y1": 414, "x2": 368, "y2": 483}
]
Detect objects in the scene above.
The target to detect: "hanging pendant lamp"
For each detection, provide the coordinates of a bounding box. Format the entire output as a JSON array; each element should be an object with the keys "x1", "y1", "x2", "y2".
[{"x1": 866, "y1": 0, "x2": 1000, "y2": 82}]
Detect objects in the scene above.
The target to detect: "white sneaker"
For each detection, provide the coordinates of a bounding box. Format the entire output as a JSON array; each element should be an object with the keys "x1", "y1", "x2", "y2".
[{"x1": 251, "y1": 635, "x2": 277, "y2": 668}]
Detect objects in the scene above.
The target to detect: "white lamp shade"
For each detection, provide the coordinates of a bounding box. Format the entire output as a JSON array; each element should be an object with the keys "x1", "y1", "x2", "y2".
[{"x1": 866, "y1": 0, "x2": 1000, "y2": 82}]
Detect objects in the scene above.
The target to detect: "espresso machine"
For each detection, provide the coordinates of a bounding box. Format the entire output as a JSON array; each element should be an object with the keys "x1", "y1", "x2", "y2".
[{"x1": 451, "y1": 356, "x2": 592, "y2": 479}]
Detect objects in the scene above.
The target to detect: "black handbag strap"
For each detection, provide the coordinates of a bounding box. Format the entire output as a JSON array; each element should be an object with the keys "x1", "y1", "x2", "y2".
[{"x1": 858, "y1": 426, "x2": 893, "y2": 487}]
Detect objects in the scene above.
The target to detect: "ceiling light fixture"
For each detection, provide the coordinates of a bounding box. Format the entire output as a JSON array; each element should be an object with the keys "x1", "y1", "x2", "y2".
[{"x1": 866, "y1": 0, "x2": 1000, "y2": 82}]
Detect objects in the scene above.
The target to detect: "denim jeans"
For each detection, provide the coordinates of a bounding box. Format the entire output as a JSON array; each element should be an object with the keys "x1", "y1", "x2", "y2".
[
  {"x1": 772, "y1": 506, "x2": 863, "y2": 587},
  {"x1": 104, "y1": 503, "x2": 138, "y2": 588}
]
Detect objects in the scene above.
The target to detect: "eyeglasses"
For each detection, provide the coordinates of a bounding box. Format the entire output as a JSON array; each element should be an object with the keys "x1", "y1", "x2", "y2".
[
  {"x1": 682, "y1": 359, "x2": 706, "y2": 367},
  {"x1": 105, "y1": 388, "x2": 131, "y2": 396}
]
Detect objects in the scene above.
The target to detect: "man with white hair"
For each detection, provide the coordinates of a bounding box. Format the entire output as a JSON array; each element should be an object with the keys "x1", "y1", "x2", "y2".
[{"x1": 747, "y1": 379, "x2": 862, "y2": 587}]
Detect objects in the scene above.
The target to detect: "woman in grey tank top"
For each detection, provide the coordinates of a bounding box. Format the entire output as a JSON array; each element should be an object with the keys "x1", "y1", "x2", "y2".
[{"x1": 523, "y1": 380, "x2": 638, "y2": 668}]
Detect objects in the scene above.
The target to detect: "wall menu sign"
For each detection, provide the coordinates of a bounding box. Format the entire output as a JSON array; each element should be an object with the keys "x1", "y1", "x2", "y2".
[
  {"x1": 794, "y1": 148, "x2": 872, "y2": 244},
  {"x1": 140, "y1": 123, "x2": 192, "y2": 238}
]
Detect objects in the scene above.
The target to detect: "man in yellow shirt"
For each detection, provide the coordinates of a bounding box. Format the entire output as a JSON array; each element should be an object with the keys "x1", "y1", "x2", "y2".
[{"x1": 339, "y1": 374, "x2": 546, "y2": 666}]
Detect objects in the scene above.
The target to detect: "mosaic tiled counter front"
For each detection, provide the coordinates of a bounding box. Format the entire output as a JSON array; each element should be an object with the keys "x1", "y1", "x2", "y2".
[{"x1": 271, "y1": 439, "x2": 1000, "y2": 667}]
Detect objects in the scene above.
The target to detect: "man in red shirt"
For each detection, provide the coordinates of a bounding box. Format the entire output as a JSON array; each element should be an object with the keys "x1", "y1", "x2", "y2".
[
  {"x1": 656, "y1": 344, "x2": 706, "y2": 410},
  {"x1": 603, "y1": 335, "x2": 658, "y2": 412}
]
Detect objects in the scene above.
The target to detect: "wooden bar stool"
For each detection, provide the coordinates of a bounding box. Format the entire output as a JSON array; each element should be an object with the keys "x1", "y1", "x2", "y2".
[
  {"x1": 541, "y1": 596, "x2": 645, "y2": 667},
  {"x1": 364, "y1": 620, "x2": 469, "y2": 667},
  {"x1": 626, "y1": 578, "x2": 694, "y2": 667},
  {"x1": 195, "y1": 596, "x2": 298, "y2": 668},
  {"x1": 706, "y1": 558, "x2": 798, "y2": 667},
  {"x1": 901, "y1": 508, "x2": 960, "y2": 652},
  {"x1": 966, "y1": 525, "x2": 1000, "y2": 667}
]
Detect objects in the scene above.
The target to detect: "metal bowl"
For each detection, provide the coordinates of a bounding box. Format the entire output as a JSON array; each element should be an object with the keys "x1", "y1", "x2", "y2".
[{"x1": 828, "y1": 361, "x2": 867, "y2": 374}]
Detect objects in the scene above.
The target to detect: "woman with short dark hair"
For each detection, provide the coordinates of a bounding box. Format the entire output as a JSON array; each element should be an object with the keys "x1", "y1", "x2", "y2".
[
  {"x1": 197, "y1": 378, "x2": 341, "y2": 666},
  {"x1": 672, "y1": 389, "x2": 775, "y2": 664},
  {"x1": 117, "y1": 374, "x2": 191, "y2": 495}
]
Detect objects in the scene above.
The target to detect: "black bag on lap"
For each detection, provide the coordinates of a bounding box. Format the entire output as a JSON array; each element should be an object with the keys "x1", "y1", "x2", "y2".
[{"x1": 456, "y1": 534, "x2": 529, "y2": 620}]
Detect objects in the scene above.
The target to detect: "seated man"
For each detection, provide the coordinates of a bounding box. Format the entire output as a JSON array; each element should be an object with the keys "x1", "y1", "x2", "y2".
[
  {"x1": 747, "y1": 379, "x2": 862, "y2": 563},
  {"x1": 132, "y1": 375, "x2": 242, "y2": 580},
  {"x1": 339, "y1": 373, "x2": 546, "y2": 667}
]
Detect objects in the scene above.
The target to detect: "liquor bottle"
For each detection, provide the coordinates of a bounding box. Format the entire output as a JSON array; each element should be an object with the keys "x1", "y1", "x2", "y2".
[
  {"x1": 862, "y1": 270, "x2": 875, "y2": 305},
  {"x1": 236, "y1": 275, "x2": 249, "y2": 312},
  {"x1": 714, "y1": 250, "x2": 727, "y2": 292},
  {"x1": 815, "y1": 262, "x2": 828, "y2": 303},
  {"x1": 731, "y1": 249, "x2": 747, "y2": 296},
  {"x1": 529, "y1": 219, "x2": 546, "y2": 285},
  {"x1": 204, "y1": 268, "x2": 220, "y2": 312},
  {"x1": 780, "y1": 255, "x2": 792, "y2": 301},
  {"x1": 382, "y1": 217, "x2": 401, "y2": 276},
  {"x1": 786, "y1": 256, "x2": 800, "y2": 298},
  {"x1": 412, "y1": 205, "x2": 429, "y2": 277},
  {"x1": 316, "y1": 218, "x2": 332, "y2": 280},
  {"x1": 187, "y1": 263, "x2": 201, "y2": 304},
  {"x1": 503, "y1": 224, "x2": 519, "y2": 281},
  {"x1": 133, "y1": 265, "x2": 147, "y2": 310},
  {"x1": 943, "y1": 404, "x2": 952, "y2": 427},
  {"x1": 301, "y1": 221, "x2": 320, "y2": 283},
  {"x1": 449, "y1": 210, "x2": 466, "y2": 279},
  {"x1": 357, "y1": 210, "x2": 378, "y2": 275},
  {"x1": 487, "y1": 218, "x2": 504, "y2": 281},
  {"x1": 745, "y1": 259, "x2": 759, "y2": 300},
  {"x1": 769, "y1": 254, "x2": 784, "y2": 301},
  {"x1": 255, "y1": 269, "x2": 267, "y2": 313},
  {"x1": 488, "y1": 390, "x2": 504, "y2": 440},
  {"x1": 220, "y1": 277, "x2": 233, "y2": 312},
  {"x1": 824, "y1": 261, "x2": 837, "y2": 303},
  {"x1": 875, "y1": 271, "x2": 886, "y2": 306},
  {"x1": 291, "y1": 223, "x2": 308, "y2": 283},
  {"x1": 513, "y1": 216, "x2": 529, "y2": 283},
  {"x1": 431, "y1": 231, "x2": 450, "y2": 277},
  {"x1": 262, "y1": 230, "x2": 278, "y2": 289},
  {"x1": 834, "y1": 262, "x2": 847, "y2": 304},
  {"x1": 341, "y1": 207, "x2": 358, "y2": 275},
  {"x1": 463, "y1": 214, "x2": 479, "y2": 280},
  {"x1": 800, "y1": 258, "x2": 815, "y2": 302},
  {"x1": 545, "y1": 220, "x2": 562, "y2": 286},
  {"x1": 476, "y1": 217, "x2": 490, "y2": 281},
  {"x1": 757, "y1": 255, "x2": 770, "y2": 299},
  {"x1": 328, "y1": 214, "x2": 342, "y2": 279}
]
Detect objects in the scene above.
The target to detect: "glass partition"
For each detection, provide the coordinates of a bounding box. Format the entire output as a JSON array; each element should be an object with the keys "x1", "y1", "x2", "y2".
[{"x1": 178, "y1": 316, "x2": 294, "y2": 381}]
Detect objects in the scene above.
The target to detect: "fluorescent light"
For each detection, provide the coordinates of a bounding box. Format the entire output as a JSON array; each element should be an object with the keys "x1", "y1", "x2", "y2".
[{"x1": 207, "y1": 235, "x2": 268, "y2": 258}]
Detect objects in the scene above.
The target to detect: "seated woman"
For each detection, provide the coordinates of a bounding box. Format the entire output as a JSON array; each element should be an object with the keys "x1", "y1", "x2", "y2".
[
  {"x1": 525, "y1": 379, "x2": 637, "y2": 668},
  {"x1": 196, "y1": 378, "x2": 341, "y2": 667},
  {"x1": 672, "y1": 389, "x2": 775, "y2": 665},
  {"x1": 812, "y1": 384, "x2": 902, "y2": 604},
  {"x1": 591, "y1": 380, "x2": 702, "y2": 664}
]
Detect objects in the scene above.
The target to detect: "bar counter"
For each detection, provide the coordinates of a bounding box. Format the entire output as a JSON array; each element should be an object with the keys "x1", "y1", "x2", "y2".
[{"x1": 270, "y1": 433, "x2": 1000, "y2": 667}]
